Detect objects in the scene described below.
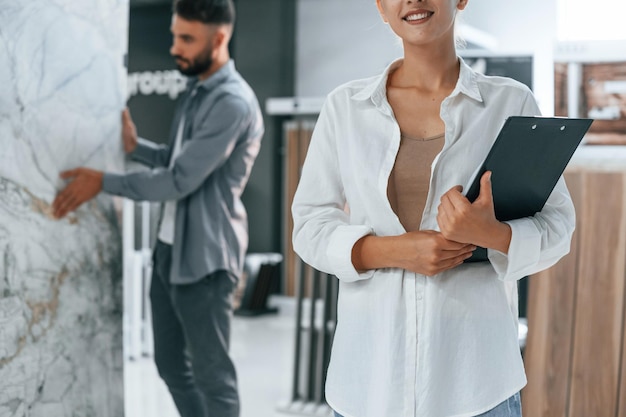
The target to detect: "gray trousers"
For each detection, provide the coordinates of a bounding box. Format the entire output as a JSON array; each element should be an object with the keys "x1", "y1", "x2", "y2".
[{"x1": 150, "y1": 240, "x2": 239, "y2": 417}]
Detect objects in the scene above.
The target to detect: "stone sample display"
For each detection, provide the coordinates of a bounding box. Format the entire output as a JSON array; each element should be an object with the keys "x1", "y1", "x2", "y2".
[{"x1": 0, "y1": 1, "x2": 128, "y2": 416}]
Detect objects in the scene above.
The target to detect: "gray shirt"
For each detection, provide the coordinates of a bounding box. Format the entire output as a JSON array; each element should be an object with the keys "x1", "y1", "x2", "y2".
[{"x1": 103, "y1": 60, "x2": 264, "y2": 284}]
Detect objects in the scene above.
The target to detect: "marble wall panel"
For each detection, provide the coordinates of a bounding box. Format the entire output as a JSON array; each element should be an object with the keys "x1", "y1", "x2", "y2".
[{"x1": 0, "y1": 0, "x2": 128, "y2": 416}]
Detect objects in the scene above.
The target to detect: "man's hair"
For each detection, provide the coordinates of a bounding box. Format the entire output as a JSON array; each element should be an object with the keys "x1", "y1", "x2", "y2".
[{"x1": 173, "y1": 0, "x2": 235, "y2": 25}]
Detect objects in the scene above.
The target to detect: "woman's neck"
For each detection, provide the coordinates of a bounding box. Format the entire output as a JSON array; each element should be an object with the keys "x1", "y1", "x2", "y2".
[{"x1": 390, "y1": 46, "x2": 460, "y2": 93}]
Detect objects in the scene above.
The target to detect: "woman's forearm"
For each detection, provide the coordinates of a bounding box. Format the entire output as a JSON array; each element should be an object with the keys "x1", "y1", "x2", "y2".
[{"x1": 352, "y1": 234, "x2": 401, "y2": 271}]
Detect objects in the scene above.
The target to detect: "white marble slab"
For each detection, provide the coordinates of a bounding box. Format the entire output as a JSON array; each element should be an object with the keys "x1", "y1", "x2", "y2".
[{"x1": 0, "y1": 0, "x2": 128, "y2": 416}]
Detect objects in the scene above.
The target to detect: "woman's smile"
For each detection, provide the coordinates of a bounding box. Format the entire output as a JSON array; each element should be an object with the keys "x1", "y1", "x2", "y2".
[{"x1": 403, "y1": 9, "x2": 434, "y2": 24}]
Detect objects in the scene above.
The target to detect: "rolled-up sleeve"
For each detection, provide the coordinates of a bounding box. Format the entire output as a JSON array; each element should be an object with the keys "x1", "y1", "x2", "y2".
[
  {"x1": 488, "y1": 176, "x2": 575, "y2": 280},
  {"x1": 291, "y1": 98, "x2": 375, "y2": 282},
  {"x1": 130, "y1": 137, "x2": 171, "y2": 168},
  {"x1": 103, "y1": 95, "x2": 249, "y2": 202}
]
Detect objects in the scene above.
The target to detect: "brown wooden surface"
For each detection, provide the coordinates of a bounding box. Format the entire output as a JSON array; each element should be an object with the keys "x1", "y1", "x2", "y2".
[
  {"x1": 283, "y1": 121, "x2": 314, "y2": 296},
  {"x1": 617, "y1": 175, "x2": 626, "y2": 417},
  {"x1": 284, "y1": 123, "x2": 299, "y2": 296},
  {"x1": 554, "y1": 62, "x2": 569, "y2": 118},
  {"x1": 569, "y1": 172, "x2": 626, "y2": 417},
  {"x1": 523, "y1": 171, "x2": 583, "y2": 417},
  {"x1": 524, "y1": 170, "x2": 626, "y2": 417}
]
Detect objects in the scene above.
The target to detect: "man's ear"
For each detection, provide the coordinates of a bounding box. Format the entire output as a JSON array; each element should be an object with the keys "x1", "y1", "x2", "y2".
[
  {"x1": 457, "y1": 0, "x2": 469, "y2": 11},
  {"x1": 213, "y1": 28, "x2": 227, "y2": 50}
]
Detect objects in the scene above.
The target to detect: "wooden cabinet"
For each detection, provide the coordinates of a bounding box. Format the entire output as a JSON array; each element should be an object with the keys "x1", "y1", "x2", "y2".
[{"x1": 523, "y1": 158, "x2": 626, "y2": 417}]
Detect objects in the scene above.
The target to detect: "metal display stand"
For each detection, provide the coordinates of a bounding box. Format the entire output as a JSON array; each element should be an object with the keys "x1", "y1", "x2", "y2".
[
  {"x1": 278, "y1": 257, "x2": 338, "y2": 416},
  {"x1": 235, "y1": 253, "x2": 283, "y2": 317}
]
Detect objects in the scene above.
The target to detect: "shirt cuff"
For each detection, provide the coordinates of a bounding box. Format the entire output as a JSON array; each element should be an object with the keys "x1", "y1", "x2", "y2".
[
  {"x1": 130, "y1": 137, "x2": 159, "y2": 163},
  {"x1": 102, "y1": 172, "x2": 125, "y2": 196},
  {"x1": 488, "y1": 217, "x2": 541, "y2": 280},
  {"x1": 326, "y1": 225, "x2": 375, "y2": 282}
]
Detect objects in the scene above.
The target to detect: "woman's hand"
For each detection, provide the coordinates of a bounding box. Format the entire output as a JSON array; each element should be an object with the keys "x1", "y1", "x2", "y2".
[
  {"x1": 397, "y1": 230, "x2": 476, "y2": 276},
  {"x1": 437, "y1": 171, "x2": 512, "y2": 253},
  {"x1": 352, "y1": 230, "x2": 475, "y2": 276}
]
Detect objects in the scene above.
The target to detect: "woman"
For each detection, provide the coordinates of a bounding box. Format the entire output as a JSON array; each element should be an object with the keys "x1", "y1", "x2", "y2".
[{"x1": 292, "y1": 0, "x2": 575, "y2": 416}]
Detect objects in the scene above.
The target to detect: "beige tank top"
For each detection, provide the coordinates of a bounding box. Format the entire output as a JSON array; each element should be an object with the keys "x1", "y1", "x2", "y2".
[{"x1": 387, "y1": 132, "x2": 445, "y2": 231}]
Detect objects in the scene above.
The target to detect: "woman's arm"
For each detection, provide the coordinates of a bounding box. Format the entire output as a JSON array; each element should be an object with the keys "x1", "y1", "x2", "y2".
[
  {"x1": 352, "y1": 231, "x2": 475, "y2": 277},
  {"x1": 437, "y1": 169, "x2": 574, "y2": 281}
]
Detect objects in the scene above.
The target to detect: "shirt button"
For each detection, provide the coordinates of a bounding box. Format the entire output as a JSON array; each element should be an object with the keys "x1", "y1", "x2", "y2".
[{"x1": 417, "y1": 295, "x2": 423, "y2": 301}]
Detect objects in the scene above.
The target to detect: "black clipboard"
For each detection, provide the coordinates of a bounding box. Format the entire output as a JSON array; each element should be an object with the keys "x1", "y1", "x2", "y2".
[{"x1": 463, "y1": 116, "x2": 593, "y2": 263}]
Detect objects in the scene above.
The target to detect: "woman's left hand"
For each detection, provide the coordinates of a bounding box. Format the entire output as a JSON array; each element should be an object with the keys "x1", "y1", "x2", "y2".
[{"x1": 436, "y1": 171, "x2": 512, "y2": 253}]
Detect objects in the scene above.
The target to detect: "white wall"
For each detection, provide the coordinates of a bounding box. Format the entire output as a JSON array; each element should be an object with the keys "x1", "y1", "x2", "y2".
[
  {"x1": 461, "y1": 0, "x2": 557, "y2": 115},
  {"x1": 296, "y1": 0, "x2": 557, "y2": 115},
  {"x1": 296, "y1": 0, "x2": 402, "y2": 97}
]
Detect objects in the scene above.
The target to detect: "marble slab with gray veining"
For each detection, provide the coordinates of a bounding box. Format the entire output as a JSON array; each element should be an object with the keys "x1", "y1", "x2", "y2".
[{"x1": 0, "y1": 0, "x2": 128, "y2": 416}]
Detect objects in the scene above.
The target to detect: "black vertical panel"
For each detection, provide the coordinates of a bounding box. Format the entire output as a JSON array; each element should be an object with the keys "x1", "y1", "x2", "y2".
[
  {"x1": 234, "y1": 0, "x2": 296, "y2": 254},
  {"x1": 127, "y1": 4, "x2": 179, "y2": 145}
]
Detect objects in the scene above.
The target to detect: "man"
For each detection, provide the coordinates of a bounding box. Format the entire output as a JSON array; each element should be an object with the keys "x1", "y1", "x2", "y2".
[{"x1": 53, "y1": 1, "x2": 263, "y2": 416}]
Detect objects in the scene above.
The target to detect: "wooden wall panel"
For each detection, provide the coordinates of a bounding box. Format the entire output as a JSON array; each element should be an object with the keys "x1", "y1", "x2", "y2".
[
  {"x1": 284, "y1": 121, "x2": 300, "y2": 297},
  {"x1": 614, "y1": 172, "x2": 626, "y2": 417},
  {"x1": 523, "y1": 171, "x2": 583, "y2": 417},
  {"x1": 554, "y1": 62, "x2": 569, "y2": 118},
  {"x1": 283, "y1": 120, "x2": 314, "y2": 296},
  {"x1": 569, "y1": 172, "x2": 626, "y2": 417}
]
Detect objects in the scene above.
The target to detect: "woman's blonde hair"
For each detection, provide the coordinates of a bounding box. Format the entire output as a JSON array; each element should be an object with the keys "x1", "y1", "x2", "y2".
[{"x1": 455, "y1": 10, "x2": 466, "y2": 49}]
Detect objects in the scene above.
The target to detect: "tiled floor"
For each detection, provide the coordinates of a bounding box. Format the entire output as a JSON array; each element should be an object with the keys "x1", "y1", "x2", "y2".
[{"x1": 124, "y1": 296, "x2": 307, "y2": 417}]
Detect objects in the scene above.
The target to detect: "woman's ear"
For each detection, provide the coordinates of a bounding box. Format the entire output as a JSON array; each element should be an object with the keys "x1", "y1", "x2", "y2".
[
  {"x1": 376, "y1": 0, "x2": 388, "y2": 23},
  {"x1": 457, "y1": 0, "x2": 469, "y2": 11}
]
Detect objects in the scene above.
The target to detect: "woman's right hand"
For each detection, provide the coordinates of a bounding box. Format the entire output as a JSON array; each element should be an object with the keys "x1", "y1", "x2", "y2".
[
  {"x1": 397, "y1": 230, "x2": 475, "y2": 276},
  {"x1": 352, "y1": 230, "x2": 475, "y2": 277},
  {"x1": 121, "y1": 108, "x2": 138, "y2": 154}
]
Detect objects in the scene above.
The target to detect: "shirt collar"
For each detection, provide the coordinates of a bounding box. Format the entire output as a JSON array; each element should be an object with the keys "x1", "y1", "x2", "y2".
[
  {"x1": 453, "y1": 57, "x2": 483, "y2": 102},
  {"x1": 186, "y1": 59, "x2": 235, "y2": 91},
  {"x1": 350, "y1": 56, "x2": 483, "y2": 107}
]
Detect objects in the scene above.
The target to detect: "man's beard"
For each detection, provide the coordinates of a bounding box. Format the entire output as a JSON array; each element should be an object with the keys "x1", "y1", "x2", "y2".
[{"x1": 173, "y1": 47, "x2": 213, "y2": 77}]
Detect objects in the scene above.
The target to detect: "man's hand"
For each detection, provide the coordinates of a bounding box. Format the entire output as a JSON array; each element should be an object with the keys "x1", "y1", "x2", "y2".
[
  {"x1": 52, "y1": 168, "x2": 104, "y2": 219},
  {"x1": 122, "y1": 108, "x2": 138, "y2": 154},
  {"x1": 437, "y1": 171, "x2": 512, "y2": 253}
]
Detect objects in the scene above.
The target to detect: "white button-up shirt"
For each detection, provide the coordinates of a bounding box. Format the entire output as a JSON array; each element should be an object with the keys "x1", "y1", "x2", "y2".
[{"x1": 292, "y1": 58, "x2": 575, "y2": 417}]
